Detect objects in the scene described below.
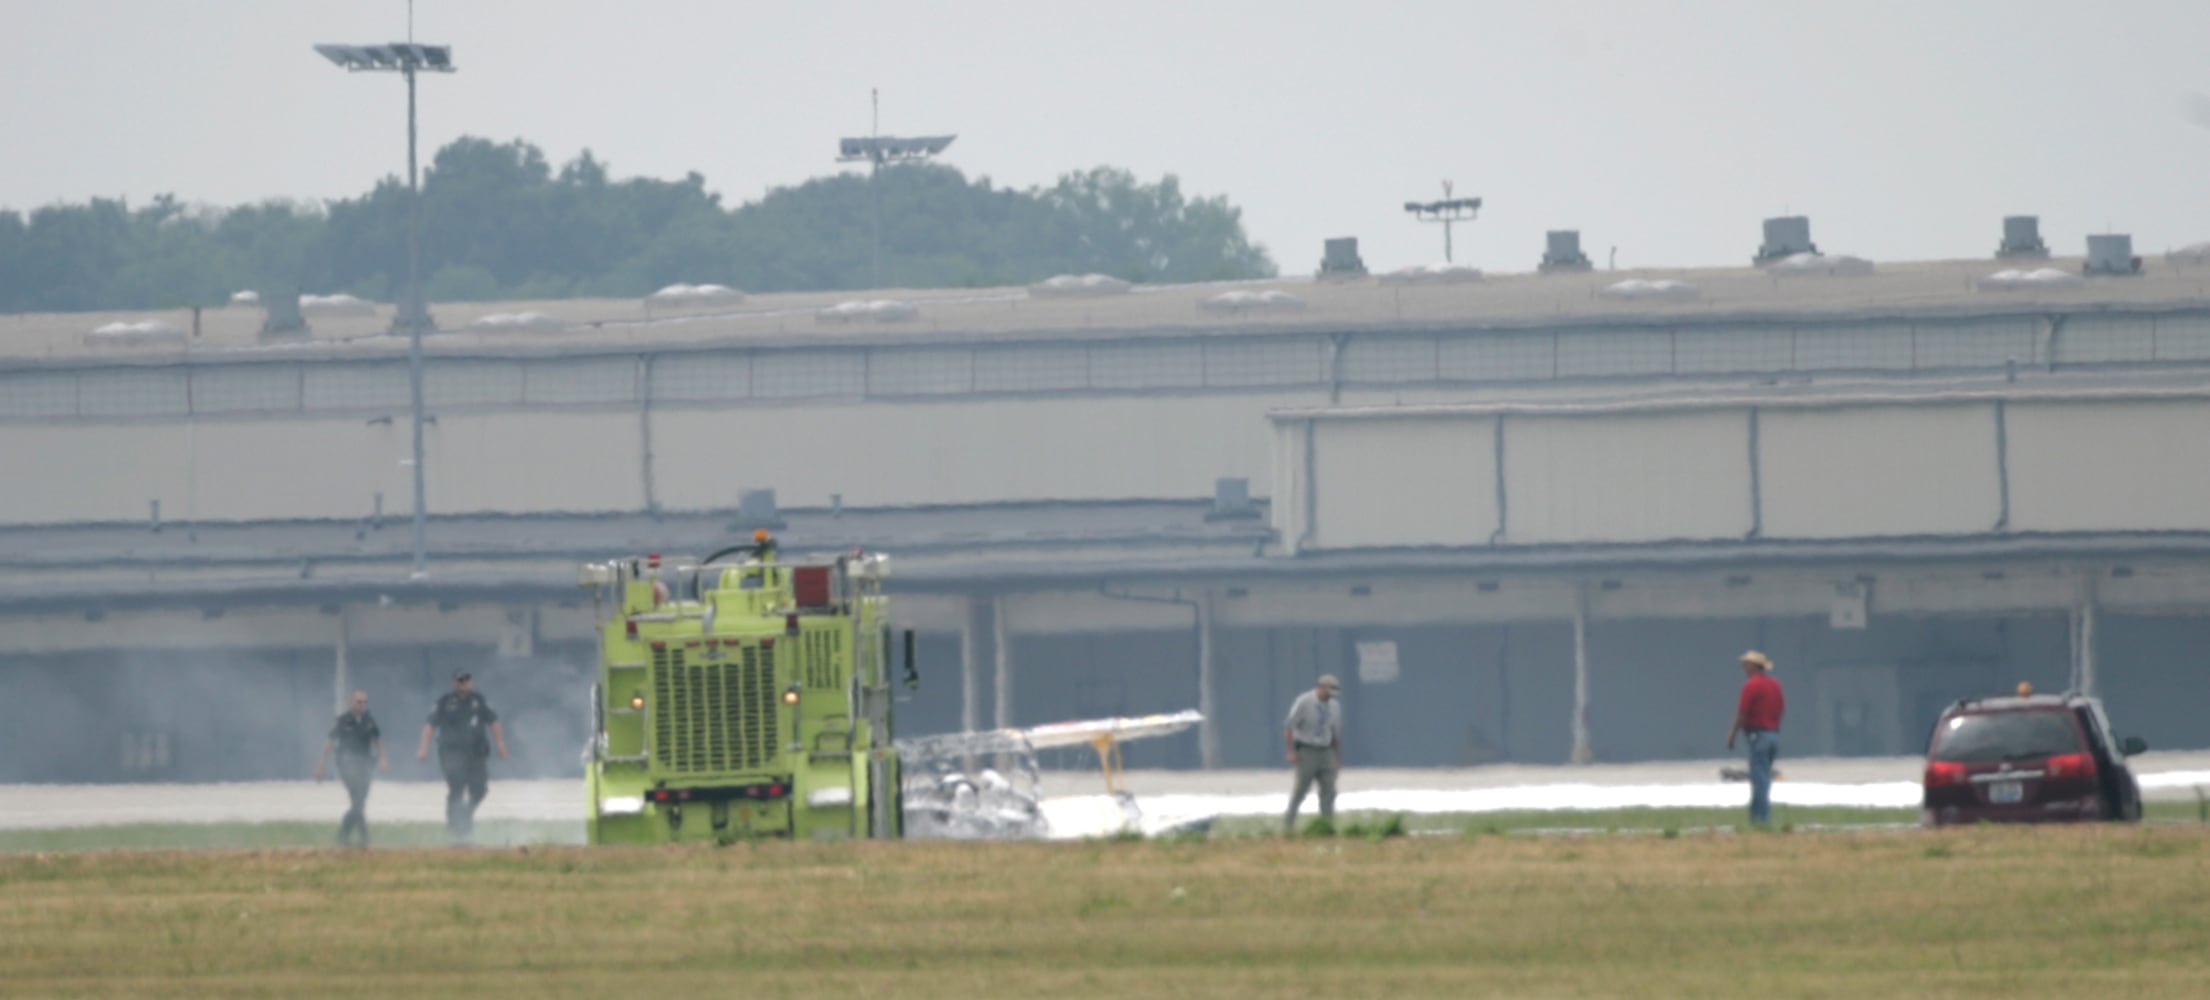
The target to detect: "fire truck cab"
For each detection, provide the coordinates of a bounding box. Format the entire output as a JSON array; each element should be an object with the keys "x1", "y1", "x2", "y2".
[{"x1": 577, "y1": 535, "x2": 903, "y2": 843}]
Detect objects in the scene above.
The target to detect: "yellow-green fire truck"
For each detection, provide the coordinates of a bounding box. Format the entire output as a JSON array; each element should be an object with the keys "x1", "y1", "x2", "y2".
[{"x1": 577, "y1": 534, "x2": 905, "y2": 843}]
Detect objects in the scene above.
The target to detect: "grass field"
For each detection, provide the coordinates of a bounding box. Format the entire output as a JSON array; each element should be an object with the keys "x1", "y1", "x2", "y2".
[{"x1": 4, "y1": 823, "x2": 2208, "y2": 997}]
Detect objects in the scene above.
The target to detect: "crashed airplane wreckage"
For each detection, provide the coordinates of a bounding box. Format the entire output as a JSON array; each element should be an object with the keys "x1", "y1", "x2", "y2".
[{"x1": 895, "y1": 710, "x2": 1212, "y2": 840}]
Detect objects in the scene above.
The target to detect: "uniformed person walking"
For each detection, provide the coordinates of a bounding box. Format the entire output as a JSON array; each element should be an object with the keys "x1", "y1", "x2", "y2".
[
  {"x1": 313, "y1": 689, "x2": 386, "y2": 848},
  {"x1": 416, "y1": 671, "x2": 507, "y2": 844},
  {"x1": 1282, "y1": 674, "x2": 1343, "y2": 833}
]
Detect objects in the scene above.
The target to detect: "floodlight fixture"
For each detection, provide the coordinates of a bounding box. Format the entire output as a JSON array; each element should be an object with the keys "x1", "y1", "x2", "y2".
[
  {"x1": 835, "y1": 89, "x2": 956, "y2": 288},
  {"x1": 313, "y1": 7, "x2": 455, "y2": 581},
  {"x1": 1402, "y1": 197, "x2": 1484, "y2": 216},
  {"x1": 837, "y1": 134, "x2": 957, "y2": 164},
  {"x1": 314, "y1": 43, "x2": 455, "y2": 73},
  {"x1": 1402, "y1": 180, "x2": 1483, "y2": 263}
]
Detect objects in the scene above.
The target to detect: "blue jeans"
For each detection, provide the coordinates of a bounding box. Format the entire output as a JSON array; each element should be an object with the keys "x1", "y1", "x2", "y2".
[{"x1": 1745, "y1": 731, "x2": 1779, "y2": 825}]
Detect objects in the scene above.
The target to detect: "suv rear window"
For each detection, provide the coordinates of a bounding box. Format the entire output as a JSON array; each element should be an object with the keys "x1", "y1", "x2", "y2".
[{"x1": 1932, "y1": 710, "x2": 2081, "y2": 763}]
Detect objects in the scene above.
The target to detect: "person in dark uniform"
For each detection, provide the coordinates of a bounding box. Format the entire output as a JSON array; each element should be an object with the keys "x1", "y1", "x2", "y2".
[
  {"x1": 416, "y1": 671, "x2": 507, "y2": 844},
  {"x1": 314, "y1": 689, "x2": 386, "y2": 848}
]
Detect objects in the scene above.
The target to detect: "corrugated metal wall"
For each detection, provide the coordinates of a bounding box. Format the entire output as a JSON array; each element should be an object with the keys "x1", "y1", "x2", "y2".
[
  {"x1": 1503, "y1": 412, "x2": 1751, "y2": 544},
  {"x1": 2007, "y1": 401, "x2": 2210, "y2": 533},
  {"x1": 1758, "y1": 405, "x2": 1998, "y2": 538},
  {"x1": 1310, "y1": 417, "x2": 1496, "y2": 548},
  {"x1": 1297, "y1": 395, "x2": 2210, "y2": 551},
  {"x1": 4, "y1": 308, "x2": 2202, "y2": 526}
]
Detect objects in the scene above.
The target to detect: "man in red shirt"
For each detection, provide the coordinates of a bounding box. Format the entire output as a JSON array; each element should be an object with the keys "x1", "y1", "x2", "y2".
[{"x1": 1725, "y1": 650, "x2": 1785, "y2": 826}]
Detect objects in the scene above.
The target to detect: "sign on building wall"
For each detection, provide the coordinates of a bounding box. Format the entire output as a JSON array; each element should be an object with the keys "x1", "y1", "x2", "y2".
[
  {"x1": 1356, "y1": 640, "x2": 1400, "y2": 684},
  {"x1": 1830, "y1": 581, "x2": 1870, "y2": 630},
  {"x1": 497, "y1": 609, "x2": 536, "y2": 658}
]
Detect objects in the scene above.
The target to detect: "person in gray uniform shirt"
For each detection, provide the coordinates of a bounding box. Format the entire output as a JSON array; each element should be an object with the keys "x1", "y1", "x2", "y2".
[
  {"x1": 1283, "y1": 674, "x2": 1342, "y2": 833},
  {"x1": 314, "y1": 689, "x2": 386, "y2": 848}
]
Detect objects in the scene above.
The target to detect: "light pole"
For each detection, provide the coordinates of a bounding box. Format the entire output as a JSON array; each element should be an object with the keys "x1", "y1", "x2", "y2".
[
  {"x1": 1402, "y1": 180, "x2": 1482, "y2": 263},
  {"x1": 314, "y1": 38, "x2": 453, "y2": 580},
  {"x1": 837, "y1": 92, "x2": 955, "y2": 289}
]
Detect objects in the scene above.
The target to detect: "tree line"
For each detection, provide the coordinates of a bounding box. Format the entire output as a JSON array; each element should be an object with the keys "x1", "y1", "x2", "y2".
[{"x1": 0, "y1": 137, "x2": 1278, "y2": 314}]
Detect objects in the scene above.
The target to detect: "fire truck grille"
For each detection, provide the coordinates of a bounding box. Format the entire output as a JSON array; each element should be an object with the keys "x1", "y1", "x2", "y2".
[{"x1": 652, "y1": 645, "x2": 778, "y2": 774}]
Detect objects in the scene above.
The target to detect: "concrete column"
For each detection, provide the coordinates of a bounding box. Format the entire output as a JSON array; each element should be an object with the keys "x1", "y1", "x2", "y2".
[
  {"x1": 993, "y1": 595, "x2": 1015, "y2": 774},
  {"x1": 1197, "y1": 590, "x2": 1220, "y2": 769},
  {"x1": 992, "y1": 595, "x2": 1013, "y2": 730},
  {"x1": 2080, "y1": 600, "x2": 2098, "y2": 697},
  {"x1": 960, "y1": 597, "x2": 983, "y2": 735},
  {"x1": 638, "y1": 356, "x2": 659, "y2": 515},
  {"x1": 960, "y1": 597, "x2": 983, "y2": 774},
  {"x1": 1570, "y1": 585, "x2": 1594, "y2": 764},
  {"x1": 2074, "y1": 575, "x2": 2100, "y2": 697},
  {"x1": 2067, "y1": 604, "x2": 2080, "y2": 692},
  {"x1": 333, "y1": 610, "x2": 351, "y2": 717}
]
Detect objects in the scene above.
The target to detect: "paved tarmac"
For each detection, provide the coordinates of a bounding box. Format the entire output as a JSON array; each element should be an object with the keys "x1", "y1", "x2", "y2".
[{"x1": 7, "y1": 751, "x2": 2208, "y2": 831}]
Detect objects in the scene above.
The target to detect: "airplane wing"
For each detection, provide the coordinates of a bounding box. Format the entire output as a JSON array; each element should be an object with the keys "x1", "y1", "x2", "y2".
[
  {"x1": 1015, "y1": 710, "x2": 1205, "y2": 750},
  {"x1": 894, "y1": 709, "x2": 1203, "y2": 763}
]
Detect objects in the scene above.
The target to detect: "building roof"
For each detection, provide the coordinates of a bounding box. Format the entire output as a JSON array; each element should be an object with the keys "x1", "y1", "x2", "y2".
[{"x1": 12, "y1": 255, "x2": 2210, "y2": 368}]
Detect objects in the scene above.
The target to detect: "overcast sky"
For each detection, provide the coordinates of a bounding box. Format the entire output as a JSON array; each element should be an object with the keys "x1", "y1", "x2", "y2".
[{"x1": 5, "y1": 0, "x2": 2209, "y2": 276}]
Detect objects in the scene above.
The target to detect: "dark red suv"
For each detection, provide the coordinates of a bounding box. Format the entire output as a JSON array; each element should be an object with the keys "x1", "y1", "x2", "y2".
[{"x1": 1921, "y1": 693, "x2": 2147, "y2": 826}]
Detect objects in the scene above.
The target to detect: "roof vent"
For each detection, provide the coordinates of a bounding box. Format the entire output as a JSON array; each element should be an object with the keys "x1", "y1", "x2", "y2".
[
  {"x1": 1539, "y1": 230, "x2": 1593, "y2": 273},
  {"x1": 1380, "y1": 263, "x2": 1481, "y2": 285},
  {"x1": 1199, "y1": 290, "x2": 1305, "y2": 314},
  {"x1": 646, "y1": 284, "x2": 745, "y2": 310},
  {"x1": 1997, "y1": 215, "x2": 2049, "y2": 259},
  {"x1": 1753, "y1": 216, "x2": 1816, "y2": 265},
  {"x1": 1206, "y1": 477, "x2": 1260, "y2": 522},
  {"x1": 1317, "y1": 237, "x2": 1368, "y2": 281},
  {"x1": 260, "y1": 290, "x2": 308, "y2": 339},
  {"x1": 1766, "y1": 252, "x2": 1874, "y2": 276},
  {"x1": 300, "y1": 294, "x2": 378, "y2": 317},
  {"x1": 86, "y1": 320, "x2": 188, "y2": 347},
  {"x1": 2084, "y1": 234, "x2": 2143, "y2": 276},
  {"x1": 1029, "y1": 273, "x2": 1132, "y2": 298},
  {"x1": 731, "y1": 489, "x2": 787, "y2": 532},
  {"x1": 1599, "y1": 279, "x2": 1699, "y2": 302},
  {"x1": 816, "y1": 299, "x2": 919, "y2": 323},
  {"x1": 463, "y1": 312, "x2": 564, "y2": 333},
  {"x1": 392, "y1": 290, "x2": 433, "y2": 334},
  {"x1": 1979, "y1": 268, "x2": 2083, "y2": 292}
]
